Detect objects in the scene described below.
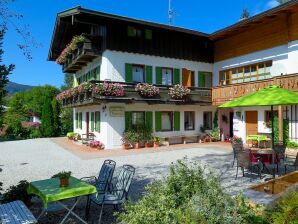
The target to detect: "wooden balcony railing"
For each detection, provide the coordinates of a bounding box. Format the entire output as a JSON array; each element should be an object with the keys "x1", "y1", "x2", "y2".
[
  {"x1": 212, "y1": 73, "x2": 298, "y2": 106},
  {"x1": 62, "y1": 35, "x2": 103, "y2": 73},
  {"x1": 62, "y1": 81, "x2": 212, "y2": 108}
]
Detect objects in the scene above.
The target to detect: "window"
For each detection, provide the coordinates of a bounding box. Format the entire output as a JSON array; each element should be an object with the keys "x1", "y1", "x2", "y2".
[
  {"x1": 203, "y1": 112, "x2": 212, "y2": 130},
  {"x1": 132, "y1": 112, "x2": 145, "y2": 127},
  {"x1": 162, "y1": 68, "x2": 173, "y2": 85},
  {"x1": 78, "y1": 112, "x2": 83, "y2": 129},
  {"x1": 219, "y1": 61, "x2": 272, "y2": 85},
  {"x1": 184, "y1": 111, "x2": 195, "y2": 130},
  {"x1": 161, "y1": 112, "x2": 173, "y2": 131},
  {"x1": 198, "y1": 71, "x2": 212, "y2": 87},
  {"x1": 264, "y1": 110, "x2": 278, "y2": 128},
  {"x1": 132, "y1": 65, "x2": 145, "y2": 83}
]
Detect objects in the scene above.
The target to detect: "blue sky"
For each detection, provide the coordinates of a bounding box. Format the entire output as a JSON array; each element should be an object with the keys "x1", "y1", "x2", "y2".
[{"x1": 4, "y1": 0, "x2": 281, "y2": 88}]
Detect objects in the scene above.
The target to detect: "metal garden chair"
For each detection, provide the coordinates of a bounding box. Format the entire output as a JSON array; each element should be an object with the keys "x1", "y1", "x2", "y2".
[
  {"x1": 86, "y1": 164, "x2": 135, "y2": 224},
  {"x1": 231, "y1": 141, "x2": 244, "y2": 167},
  {"x1": 284, "y1": 153, "x2": 298, "y2": 174},
  {"x1": 235, "y1": 149, "x2": 262, "y2": 179}
]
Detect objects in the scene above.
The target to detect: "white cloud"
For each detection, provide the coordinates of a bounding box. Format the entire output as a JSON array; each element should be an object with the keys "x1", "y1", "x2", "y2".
[{"x1": 266, "y1": 0, "x2": 280, "y2": 9}]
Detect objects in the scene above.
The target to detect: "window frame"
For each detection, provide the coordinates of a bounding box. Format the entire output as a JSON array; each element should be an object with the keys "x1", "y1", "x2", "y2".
[
  {"x1": 132, "y1": 64, "x2": 145, "y2": 83},
  {"x1": 131, "y1": 111, "x2": 145, "y2": 128},
  {"x1": 184, "y1": 111, "x2": 195, "y2": 131},
  {"x1": 203, "y1": 111, "x2": 212, "y2": 130},
  {"x1": 161, "y1": 111, "x2": 173, "y2": 132},
  {"x1": 161, "y1": 67, "x2": 173, "y2": 86}
]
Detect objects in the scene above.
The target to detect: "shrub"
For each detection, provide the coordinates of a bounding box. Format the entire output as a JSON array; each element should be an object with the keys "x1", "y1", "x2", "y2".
[
  {"x1": 41, "y1": 98, "x2": 54, "y2": 137},
  {"x1": 27, "y1": 126, "x2": 41, "y2": 139},
  {"x1": 2, "y1": 180, "x2": 32, "y2": 204},
  {"x1": 265, "y1": 192, "x2": 298, "y2": 224},
  {"x1": 5, "y1": 120, "x2": 27, "y2": 139},
  {"x1": 287, "y1": 141, "x2": 298, "y2": 149},
  {"x1": 118, "y1": 159, "x2": 259, "y2": 224}
]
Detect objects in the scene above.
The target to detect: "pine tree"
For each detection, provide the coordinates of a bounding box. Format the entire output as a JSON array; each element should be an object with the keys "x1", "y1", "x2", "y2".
[
  {"x1": 52, "y1": 98, "x2": 61, "y2": 136},
  {"x1": 0, "y1": 30, "x2": 14, "y2": 127},
  {"x1": 41, "y1": 98, "x2": 54, "y2": 137},
  {"x1": 240, "y1": 8, "x2": 250, "y2": 20}
]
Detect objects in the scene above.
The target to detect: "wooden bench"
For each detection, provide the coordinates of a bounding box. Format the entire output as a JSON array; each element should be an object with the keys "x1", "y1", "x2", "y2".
[
  {"x1": 159, "y1": 135, "x2": 200, "y2": 146},
  {"x1": 0, "y1": 200, "x2": 37, "y2": 224},
  {"x1": 81, "y1": 132, "x2": 95, "y2": 145}
]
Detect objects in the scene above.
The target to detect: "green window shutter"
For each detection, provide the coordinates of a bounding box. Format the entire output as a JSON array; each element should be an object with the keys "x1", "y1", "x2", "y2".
[
  {"x1": 125, "y1": 64, "x2": 133, "y2": 82},
  {"x1": 79, "y1": 112, "x2": 83, "y2": 129},
  {"x1": 145, "y1": 66, "x2": 153, "y2": 84},
  {"x1": 174, "y1": 68, "x2": 180, "y2": 85},
  {"x1": 96, "y1": 66, "x2": 100, "y2": 80},
  {"x1": 75, "y1": 112, "x2": 78, "y2": 129},
  {"x1": 145, "y1": 111, "x2": 153, "y2": 130},
  {"x1": 95, "y1": 112, "x2": 100, "y2": 132},
  {"x1": 174, "y1": 111, "x2": 180, "y2": 131},
  {"x1": 156, "y1": 67, "x2": 162, "y2": 85},
  {"x1": 155, "y1": 111, "x2": 162, "y2": 132},
  {"x1": 125, "y1": 111, "x2": 132, "y2": 130},
  {"x1": 91, "y1": 112, "x2": 95, "y2": 132},
  {"x1": 198, "y1": 72, "x2": 206, "y2": 87}
]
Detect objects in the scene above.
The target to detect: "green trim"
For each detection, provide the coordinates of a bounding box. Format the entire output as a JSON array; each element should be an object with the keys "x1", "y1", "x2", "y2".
[
  {"x1": 91, "y1": 112, "x2": 95, "y2": 132},
  {"x1": 156, "y1": 67, "x2": 162, "y2": 85},
  {"x1": 79, "y1": 112, "x2": 82, "y2": 129},
  {"x1": 198, "y1": 72, "x2": 206, "y2": 87},
  {"x1": 155, "y1": 111, "x2": 162, "y2": 132},
  {"x1": 145, "y1": 66, "x2": 153, "y2": 84},
  {"x1": 145, "y1": 111, "x2": 153, "y2": 130},
  {"x1": 95, "y1": 111, "x2": 100, "y2": 132},
  {"x1": 174, "y1": 68, "x2": 180, "y2": 85},
  {"x1": 174, "y1": 111, "x2": 180, "y2": 131},
  {"x1": 125, "y1": 111, "x2": 132, "y2": 130},
  {"x1": 96, "y1": 66, "x2": 100, "y2": 80},
  {"x1": 125, "y1": 63, "x2": 133, "y2": 82},
  {"x1": 75, "y1": 112, "x2": 78, "y2": 129}
]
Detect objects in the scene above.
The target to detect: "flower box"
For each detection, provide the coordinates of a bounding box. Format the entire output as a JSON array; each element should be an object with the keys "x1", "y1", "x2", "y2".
[
  {"x1": 168, "y1": 85, "x2": 190, "y2": 100},
  {"x1": 135, "y1": 83, "x2": 160, "y2": 98}
]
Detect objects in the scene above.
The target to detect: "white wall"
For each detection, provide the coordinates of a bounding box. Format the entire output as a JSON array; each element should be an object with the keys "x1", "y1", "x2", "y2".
[
  {"x1": 213, "y1": 40, "x2": 298, "y2": 86},
  {"x1": 73, "y1": 104, "x2": 216, "y2": 149}
]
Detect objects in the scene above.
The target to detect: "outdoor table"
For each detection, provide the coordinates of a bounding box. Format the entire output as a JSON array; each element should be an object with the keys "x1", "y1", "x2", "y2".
[
  {"x1": 247, "y1": 135, "x2": 269, "y2": 148},
  {"x1": 250, "y1": 149, "x2": 279, "y2": 175},
  {"x1": 27, "y1": 176, "x2": 97, "y2": 224}
]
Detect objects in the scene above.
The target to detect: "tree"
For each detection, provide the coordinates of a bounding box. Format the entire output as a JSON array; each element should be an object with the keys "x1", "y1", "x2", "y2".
[
  {"x1": 240, "y1": 8, "x2": 250, "y2": 20},
  {"x1": 0, "y1": 30, "x2": 14, "y2": 127},
  {"x1": 41, "y1": 98, "x2": 54, "y2": 137},
  {"x1": 52, "y1": 98, "x2": 61, "y2": 136},
  {"x1": 4, "y1": 92, "x2": 28, "y2": 123},
  {"x1": 277, "y1": 0, "x2": 290, "y2": 4},
  {"x1": 61, "y1": 73, "x2": 74, "y2": 91}
]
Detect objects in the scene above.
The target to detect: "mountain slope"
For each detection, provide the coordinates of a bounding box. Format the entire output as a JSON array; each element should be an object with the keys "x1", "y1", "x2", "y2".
[{"x1": 4, "y1": 82, "x2": 35, "y2": 95}]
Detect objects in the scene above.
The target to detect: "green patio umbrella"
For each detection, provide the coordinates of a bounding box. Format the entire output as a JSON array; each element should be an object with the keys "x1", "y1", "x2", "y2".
[{"x1": 219, "y1": 85, "x2": 298, "y2": 177}]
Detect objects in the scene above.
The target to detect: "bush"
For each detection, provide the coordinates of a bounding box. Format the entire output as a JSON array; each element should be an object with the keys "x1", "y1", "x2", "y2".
[
  {"x1": 265, "y1": 192, "x2": 298, "y2": 224},
  {"x1": 287, "y1": 141, "x2": 298, "y2": 149},
  {"x1": 2, "y1": 180, "x2": 32, "y2": 204},
  {"x1": 118, "y1": 159, "x2": 260, "y2": 224},
  {"x1": 28, "y1": 126, "x2": 42, "y2": 139},
  {"x1": 5, "y1": 120, "x2": 27, "y2": 139},
  {"x1": 41, "y1": 98, "x2": 54, "y2": 137}
]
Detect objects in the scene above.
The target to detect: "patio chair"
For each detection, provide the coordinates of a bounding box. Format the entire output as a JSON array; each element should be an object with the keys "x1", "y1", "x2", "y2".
[
  {"x1": 81, "y1": 132, "x2": 95, "y2": 145},
  {"x1": 85, "y1": 164, "x2": 135, "y2": 224},
  {"x1": 231, "y1": 142, "x2": 244, "y2": 167},
  {"x1": 235, "y1": 149, "x2": 262, "y2": 179},
  {"x1": 284, "y1": 153, "x2": 298, "y2": 174}
]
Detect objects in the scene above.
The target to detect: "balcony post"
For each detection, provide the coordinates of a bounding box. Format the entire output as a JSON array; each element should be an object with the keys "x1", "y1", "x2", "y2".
[{"x1": 278, "y1": 105, "x2": 283, "y2": 144}]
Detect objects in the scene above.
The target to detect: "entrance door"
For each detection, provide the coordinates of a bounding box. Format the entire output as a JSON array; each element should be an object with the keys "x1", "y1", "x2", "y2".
[
  {"x1": 86, "y1": 112, "x2": 90, "y2": 135},
  {"x1": 229, "y1": 112, "x2": 234, "y2": 137},
  {"x1": 246, "y1": 111, "x2": 258, "y2": 135},
  {"x1": 182, "y1": 68, "x2": 193, "y2": 87}
]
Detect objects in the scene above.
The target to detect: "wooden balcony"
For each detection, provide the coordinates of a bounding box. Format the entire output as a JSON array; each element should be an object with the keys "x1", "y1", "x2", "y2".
[
  {"x1": 62, "y1": 35, "x2": 103, "y2": 73},
  {"x1": 212, "y1": 73, "x2": 298, "y2": 106},
  {"x1": 62, "y1": 82, "x2": 212, "y2": 108}
]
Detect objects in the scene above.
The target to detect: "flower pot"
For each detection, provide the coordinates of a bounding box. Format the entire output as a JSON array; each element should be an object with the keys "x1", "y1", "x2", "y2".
[
  {"x1": 60, "y1": 178, "x2": 69, "y2": 187},
  {"x1": 154, "y1": 142, "x2": 160, "y2": 147},
  {"x1": 134, "y1": 142, "x2": 141, "y2": 149},
  {"x1": 145, "y1": 142, "x2": 153, "y2": 148},
  {"x1": 122, "y1": 143, "x2": 130, "y2": 150}
]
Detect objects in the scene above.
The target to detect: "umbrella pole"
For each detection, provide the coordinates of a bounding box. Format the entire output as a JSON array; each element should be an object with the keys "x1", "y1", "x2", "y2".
[{"x1": 271, "y1": 105, "x2": 276, "y2": 178}]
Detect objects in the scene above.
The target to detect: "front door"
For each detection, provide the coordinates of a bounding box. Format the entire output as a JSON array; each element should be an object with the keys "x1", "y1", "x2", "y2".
[
  {"x1": 246, "y1": 111, "x2": 258, "y2": 135},
  {"x1": 182, "y1": 68, "x2": 193, "y2": 87},
  {"x1": 86, "y1": 112, "x2": 90, "y2": 135}
]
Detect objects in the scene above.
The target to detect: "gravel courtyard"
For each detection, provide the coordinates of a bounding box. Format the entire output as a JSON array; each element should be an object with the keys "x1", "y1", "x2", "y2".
[{"x1": 0, "y1": 138, "x2": 265, "y2": 223}]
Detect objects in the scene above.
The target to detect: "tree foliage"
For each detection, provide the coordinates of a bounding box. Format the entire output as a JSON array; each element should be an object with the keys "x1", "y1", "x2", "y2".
[
  {"x1": 41, "y1": 98, "x2": 54, "y2": 137},
  {"x1": 240, "y1": 8, "x2": 250, "y2": 20},
  {"x1": 0, "y1": 29, "x2": 14, "y2": 127},
  {"x1": 277, "y1": 0, "x2": 290, "y2": 4},
  {"x1": 52, "y1": 98, "x2": 61, "y2": 135}
]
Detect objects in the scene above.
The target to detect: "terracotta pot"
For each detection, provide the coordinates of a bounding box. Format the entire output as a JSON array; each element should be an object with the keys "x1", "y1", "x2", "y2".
[
  {"x1": 145, "y1": 142, "x2": 153, "y2": 148},
  {"x1": 134, "y1": 142, "x2": 141, "y2": 149},
  {"x1": 122, "y1": 143, "x2": 130, "y2": 150},
  {"x1": 60, "y1": 178, "x2": 69, "y2": 187},
  {"x1": 154, "y1": 142, "x2": 160, "y2": 147}
]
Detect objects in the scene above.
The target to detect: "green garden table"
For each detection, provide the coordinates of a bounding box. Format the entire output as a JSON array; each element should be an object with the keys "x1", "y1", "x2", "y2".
[{"x1": 27, "y1": 176, "x2": 96, "y2": 224}]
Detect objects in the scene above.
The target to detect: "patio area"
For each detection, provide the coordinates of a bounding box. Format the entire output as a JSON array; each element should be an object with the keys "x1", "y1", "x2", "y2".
[{"x1": 0, "y1": 138, "x2": 296, "y2": 223}]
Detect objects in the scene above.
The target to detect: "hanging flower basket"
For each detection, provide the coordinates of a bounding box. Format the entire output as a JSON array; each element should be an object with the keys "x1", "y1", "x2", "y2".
[
  {"x1": 135, "y1": 83, "x2": 160, "y2": 98},
  {"x1": 92, "y1": 82, "x2": 125, "y2": 97},
  {"x1": 168, "y1": 85, "x2": 190, "y2": 100}
]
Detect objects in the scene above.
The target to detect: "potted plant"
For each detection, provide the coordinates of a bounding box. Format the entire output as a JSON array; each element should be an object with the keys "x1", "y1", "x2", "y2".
[
  {"x1": 90, "y1": 140, "x2": 105, "y2": 149},
  {"x1": 73, "y1": 133, "x2": 81, "y2": 141},
  {"x1": 66, "y1": 132, "x2": 75, "y2": 140},
  {"x1": 55, "y1": 171, "x2": 72, "y2": 187},
  {"x1": 121, "y1": 130, "x2": 133, "y2": 150},
  {"x1": 231, "y1": 135, "x2": 243, "y2": 148},
  {"x1": 135, "y1": 83, "x2": 160, "y2": 98},
  {"x1": 133, "y1": 132, "x2": 141, "y2": 149},
  {"x1": 153, "y1": 136, "x2": 160, "y2": 147},
  {"x1": 143, "y1": 128, "x2": 153, "y2": 148}
]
